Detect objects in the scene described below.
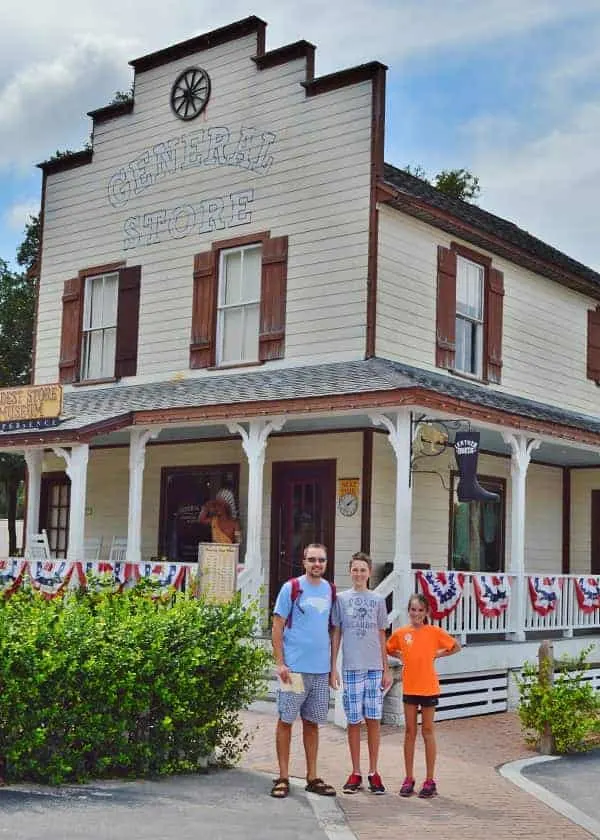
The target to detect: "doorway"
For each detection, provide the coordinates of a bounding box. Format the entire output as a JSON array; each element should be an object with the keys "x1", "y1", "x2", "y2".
[
  {"x1": 39, "y1": 472, "x2": 71, "y2": 558},
  {"x1": 269, "y1": 459, "x2": 336, "y2": 605}
]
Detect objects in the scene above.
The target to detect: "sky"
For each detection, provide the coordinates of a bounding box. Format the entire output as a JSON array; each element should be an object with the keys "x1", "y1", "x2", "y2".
[{"x1": 1, "y1": 0, "x2": 600, "y2": 271}]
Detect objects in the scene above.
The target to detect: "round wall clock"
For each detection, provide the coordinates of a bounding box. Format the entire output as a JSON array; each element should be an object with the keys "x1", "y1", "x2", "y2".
[
  {"x1": 170, "y1": 67, "x2": 211, "y2": 121},
  {"x1": 338, "y1": 493, "x2": 359, "y2": 517}
]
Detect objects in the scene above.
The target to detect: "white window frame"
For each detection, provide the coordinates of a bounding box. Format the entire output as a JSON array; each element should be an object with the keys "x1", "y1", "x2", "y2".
[
  {"x1": 455, "y1": 255, "x2": 485, "y2": 378},
  {"x1": 216, "y1": 244, "x2": 261, "y2": 366},
  {"x1": 80, "y1": 272, "x2": 118, "y2": 381}
]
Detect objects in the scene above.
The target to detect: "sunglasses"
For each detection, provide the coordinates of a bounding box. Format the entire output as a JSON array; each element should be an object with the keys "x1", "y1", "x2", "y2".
[{"x1": 305, "y1": 557, "x2": 326, "y2": 564}]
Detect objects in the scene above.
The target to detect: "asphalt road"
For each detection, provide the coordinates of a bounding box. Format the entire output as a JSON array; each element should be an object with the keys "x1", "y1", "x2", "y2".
[
  {"x1": 521, "y1": 749, "x2": 600, "y2": 833},
  {"x1": 0, "y1": 768, "x2": 337, "y2": 840}
]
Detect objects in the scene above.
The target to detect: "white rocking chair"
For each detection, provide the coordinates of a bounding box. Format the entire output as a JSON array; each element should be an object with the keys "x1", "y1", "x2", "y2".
[
  {"x1": 83, "y1": 536, "x2": 103, "y2": 562},
  {"x1": 25, "y1": 530, "x2": 53, "y2": 563},
  {"x1": 108, "y1": 537, "x2": 127, "y2": 565}
]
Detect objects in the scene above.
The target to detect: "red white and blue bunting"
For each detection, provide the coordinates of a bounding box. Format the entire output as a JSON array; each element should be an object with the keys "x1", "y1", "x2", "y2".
[
  {"x1": 137, "y1": 562, "x2": 187, "y2": 599},
  {"x1": 528, "y1": 576, "x2": 562, "y2": 616},
  {"x1": 574, "y1": 577, "x2": 600, "y2": 614},
  {"x1": 0, "y1": 559, "x2": 29, "y2": 596},
  {"x1": 29, "y1": 560, "x2": 78, "y2": 599},
  {"x1": 472, "y1": 574, "x2": 510, "y2": 618},
  {"x1": 417, "y1": 571, "x2": 465, "y2": 619}
]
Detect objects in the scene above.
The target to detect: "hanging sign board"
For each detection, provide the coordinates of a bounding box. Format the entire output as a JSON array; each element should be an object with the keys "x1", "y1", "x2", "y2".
[
  {"x1": 197, "y1": 542, "x2": 238, "y2": 603},
  {"x1": 0, "y1": 384, "x2": 63, "y2": 423}
]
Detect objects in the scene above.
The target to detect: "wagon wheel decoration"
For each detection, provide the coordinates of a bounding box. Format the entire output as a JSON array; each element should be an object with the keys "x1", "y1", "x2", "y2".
[{"x1": 170, "y1": 67, "x2": 211, "y2": 121}]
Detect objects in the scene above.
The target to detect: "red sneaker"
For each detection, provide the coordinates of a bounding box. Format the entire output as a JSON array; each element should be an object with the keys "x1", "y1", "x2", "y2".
[
  {"x1": 342, "y1": 772, "x2": 363, "y2": 794},
  {"x1": 367, "y1": 772, "x2": 386, "y2": 794},
  {"x1": 418, "y1": 778, "x2": 437, "y2": 798}
]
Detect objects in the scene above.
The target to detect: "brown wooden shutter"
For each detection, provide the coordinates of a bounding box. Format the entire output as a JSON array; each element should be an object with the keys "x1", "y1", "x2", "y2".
[
  {"x1": 435, "y1": 246, "x2": 456, "y2": 369},
  {"x1": 259, "y1": 236, "x2": 288, "y2": 361},
  {"x1": 115, "y1": 266, "x2": 141, "y2": 378},
  {"x1": 190, "y1": 250, "x2": 217, "y2": 369},
  {"x1": 485, "y1": 267, "x2": 504, "y2": 384},
  {"x1": 587, "y1": 306, "x2": 600, "y2": 383},
  {"x1": 58, "y1": 277, "x2": 83, "y2": 383}
]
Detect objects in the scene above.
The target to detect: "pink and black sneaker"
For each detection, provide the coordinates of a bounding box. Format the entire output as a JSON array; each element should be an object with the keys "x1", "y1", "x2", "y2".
[
  {"x1": 399, "y1": 776, "x2": 415, "y2": 797},
  {"x1": 418, "y1": 778, "x2": 437, "y2": 798}
]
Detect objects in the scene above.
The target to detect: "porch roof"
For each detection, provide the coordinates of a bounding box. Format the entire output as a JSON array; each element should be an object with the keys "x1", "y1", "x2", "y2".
[{"x1": 0, "y1": 357, "x2": 599, "y2": 447}]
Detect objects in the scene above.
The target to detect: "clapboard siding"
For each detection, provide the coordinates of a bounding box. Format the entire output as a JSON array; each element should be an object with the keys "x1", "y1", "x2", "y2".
[
  {"x1": 571, "y1": 468, "x2": 600, "y2": 573},
  {"x1": 376, "y1": 206, "x2": 600, "y2": 417},
  {"x1": 36, "y1": 34, "x2": 372, "y2": 383}
]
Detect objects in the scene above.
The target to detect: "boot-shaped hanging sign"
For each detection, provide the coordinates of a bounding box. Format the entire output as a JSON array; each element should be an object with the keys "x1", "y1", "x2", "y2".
[{"x1": 454, "y1": 431, "x2": 500, "y2": 502}]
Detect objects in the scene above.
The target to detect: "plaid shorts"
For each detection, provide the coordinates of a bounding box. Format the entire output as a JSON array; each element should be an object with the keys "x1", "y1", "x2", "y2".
[
  {"x1": 342, "y1": 669, "x2": 384, "y2": 724},
  {"x1": 277, "y1": 672, "x2": 330, "y2": 724}
]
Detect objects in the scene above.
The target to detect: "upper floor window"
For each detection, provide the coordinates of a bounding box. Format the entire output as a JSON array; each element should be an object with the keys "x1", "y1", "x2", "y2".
[
  {"x1": 435, "y1": 243, "x2": 504, "y2": 384},
  {"x1": 455, "y1": 256, "x2": 484, "y2": 377},
  {"x1": 217, "y1": 245, "x2": 261, "y2": 365},
  {"x1": 81, "y1": 272, "x2": 118, "y2": 381},
  {"x1": 190, "y1": 234, "x2": 288, "y2": 370},
  {"x1": 59, "y1": 264, "x2": 141, "y2": 384}
]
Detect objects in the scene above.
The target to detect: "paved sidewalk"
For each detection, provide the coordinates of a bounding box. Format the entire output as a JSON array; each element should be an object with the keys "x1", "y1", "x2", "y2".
[{"x1": 240, "y1": 707, "x2": 592, "y2": 840}]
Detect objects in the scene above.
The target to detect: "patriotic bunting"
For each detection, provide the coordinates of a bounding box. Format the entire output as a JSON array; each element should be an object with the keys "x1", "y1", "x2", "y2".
[
  {"x1": 472, "y1": 574, "x2": 510, "y2": 618},
  {"x1": 417, "y1": 571, "x2": 465, "y2": 619},
  {"x1": 138, "y1": 562, "x2": 188, "y2": 598},
  {"x1": 574, "y1": 577, "x2": 600, "y2": 614},
  {"x1": 0, "y1": 559, "x2": 29, "y2": 596},
  {"x1": 29, "y1": 560, "x2": 77, "y2": 599},
  {"x1": 528, "y1": 576, "x2": 562, "y2": 616}
]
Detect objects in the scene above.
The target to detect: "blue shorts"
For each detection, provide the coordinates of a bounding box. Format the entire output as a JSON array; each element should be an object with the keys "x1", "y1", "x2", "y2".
[
  {"x1": 277, "y1": 672, "x2": 330, "y2": 724},
  {"x1": 342, "y1": 670, "x2": 384, "y2": 724}
]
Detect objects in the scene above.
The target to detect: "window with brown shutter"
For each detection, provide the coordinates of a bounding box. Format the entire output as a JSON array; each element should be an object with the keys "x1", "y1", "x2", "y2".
[
  {"x1": 259, "y1": 236, "x2": 287, "y2": 361},
  {"x1": 436, "y1": 246, "x2": 457, "y2": 370},
  {"x1": 485, "y1": 267, "x2": 504, "y2": 384},
  {"x1": 587, "y1": 305, "x2": 600, "y2": 384},
  {"x1": 115, "y1": 266, "x2": 141, "y2": 378},
  {"x1": 58, "y1": 261, "x2": 140, "y2": 383},
  {"x1": 190, "y1": 250, "x2": 217, "y2": 369},
  {"x1": 190, "y1": 232, "x2": 288, "y2": 369},
  {"x1": 59, "y1": 277, "x2": 84, "y2": 383}
]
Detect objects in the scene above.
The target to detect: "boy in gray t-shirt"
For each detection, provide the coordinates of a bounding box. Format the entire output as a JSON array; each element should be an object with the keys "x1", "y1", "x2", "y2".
[{"x1": 330, "y1": 552, "x2": 391, "y2": 795}]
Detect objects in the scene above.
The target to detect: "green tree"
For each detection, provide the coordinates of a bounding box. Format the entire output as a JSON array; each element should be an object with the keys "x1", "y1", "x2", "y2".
[
  {"x1": 403, "y1": 165, "x2": 481, "y2": 203},
  {"x1": 0, "y1": 213, "x2": 39, "y2": 553}
]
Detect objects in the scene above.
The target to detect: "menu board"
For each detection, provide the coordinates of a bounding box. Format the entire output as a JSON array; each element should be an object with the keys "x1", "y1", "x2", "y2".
[{"x1": 197, "y1": 543, "x2": 238, "y2": 602}]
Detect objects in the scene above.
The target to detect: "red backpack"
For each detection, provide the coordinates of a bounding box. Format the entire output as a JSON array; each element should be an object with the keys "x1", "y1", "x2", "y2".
[{"x1": 285, "y1": 577, "x2": 337, "y2": 629}]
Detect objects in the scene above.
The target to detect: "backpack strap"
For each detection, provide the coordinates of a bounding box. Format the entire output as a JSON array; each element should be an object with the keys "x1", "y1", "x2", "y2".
[
  {"x1": 328, "y1": 581, "x2": 337, "y2": 629},
  {"x1": 285, "y1": 578, "x2": 302, "y2": 629}
]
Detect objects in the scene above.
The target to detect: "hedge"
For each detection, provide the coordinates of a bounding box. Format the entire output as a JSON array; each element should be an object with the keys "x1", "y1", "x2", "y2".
[{"x1": 0, "y1": 584, "x2": 269, "y2": 784}]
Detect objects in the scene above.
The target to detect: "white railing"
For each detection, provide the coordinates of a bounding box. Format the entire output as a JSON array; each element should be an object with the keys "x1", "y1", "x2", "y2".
[{"x1": 375, "y1": 569, "x2": 600, "y2": 641}]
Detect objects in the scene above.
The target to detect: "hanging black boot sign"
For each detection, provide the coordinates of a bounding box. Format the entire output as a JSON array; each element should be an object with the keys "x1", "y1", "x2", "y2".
[{"x1": 454, "y1": 431, "x2": 500, "y2": 502}]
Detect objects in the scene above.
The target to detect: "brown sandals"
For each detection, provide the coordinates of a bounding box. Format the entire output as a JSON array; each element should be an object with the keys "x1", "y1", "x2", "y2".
[
  {"x1": 305, "y1": 777, "x2": 336, "y2": 796},
  {"x1": 270, "y1": 777, "x2": 290, "y2": 798}
]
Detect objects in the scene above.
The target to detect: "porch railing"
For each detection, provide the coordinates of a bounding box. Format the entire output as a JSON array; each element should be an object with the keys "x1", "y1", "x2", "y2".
[{"x1": 374, "y1": 570, "x2": 600, "y2": 642}]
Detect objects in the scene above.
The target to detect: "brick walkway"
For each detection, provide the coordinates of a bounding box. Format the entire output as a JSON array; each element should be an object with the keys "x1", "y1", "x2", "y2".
[{"x1": 240, "y1": 708, "x2": 591, "y2": 839}]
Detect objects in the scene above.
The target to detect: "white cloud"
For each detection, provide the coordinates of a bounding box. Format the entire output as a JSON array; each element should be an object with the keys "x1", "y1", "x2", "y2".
[{"x1": 4, "y1": 200, "x2": 39, "y2": 232}]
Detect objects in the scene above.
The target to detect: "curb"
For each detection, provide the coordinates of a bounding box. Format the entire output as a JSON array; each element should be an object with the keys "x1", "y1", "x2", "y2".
[
  {"x1": 499, "y1": 755, "x2": 600, "y2": 839},
  {"x1": 290, "y1": 777, "x2": 358, "y2": 840}
]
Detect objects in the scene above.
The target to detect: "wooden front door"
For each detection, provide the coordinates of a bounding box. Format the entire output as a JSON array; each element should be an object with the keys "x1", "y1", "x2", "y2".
[
  {"x1": 39, "y1": 472, "x2": 71, "y2": 558},
  {"x1": 270, "y1": 459, "x2": 336, "y2": 605},
  {"x1": 592, "y1": 490, "x2": 600, "y2": 575}
]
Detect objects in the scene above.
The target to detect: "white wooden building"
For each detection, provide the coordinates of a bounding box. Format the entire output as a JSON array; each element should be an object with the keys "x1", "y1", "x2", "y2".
[{"x1": 1, "y1": 16, "x2": 599, "y2": 714}]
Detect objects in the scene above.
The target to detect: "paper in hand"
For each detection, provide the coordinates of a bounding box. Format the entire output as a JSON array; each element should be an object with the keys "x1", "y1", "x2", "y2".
[{"x1": 278, "y1": 672, "x2": 304, "y2": 693}]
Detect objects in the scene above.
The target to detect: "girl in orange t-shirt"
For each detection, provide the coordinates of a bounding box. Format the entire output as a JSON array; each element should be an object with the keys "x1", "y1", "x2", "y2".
[{"x1": 386, "y1": 593, "x2": 461, "y2": 798}]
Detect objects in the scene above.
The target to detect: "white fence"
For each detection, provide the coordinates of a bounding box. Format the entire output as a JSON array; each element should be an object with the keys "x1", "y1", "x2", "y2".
[{"x1": 376, "y1": 570, "x2": 600, "y2": 641}]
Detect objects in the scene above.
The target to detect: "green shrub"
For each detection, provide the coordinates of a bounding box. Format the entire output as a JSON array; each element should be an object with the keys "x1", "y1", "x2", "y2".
[
  {"x1": 516, "y1": 646, "x2": 600, "y2": 754},
  {"x1": 0, "y1": 585, "x2": 269, "y2": 784}
]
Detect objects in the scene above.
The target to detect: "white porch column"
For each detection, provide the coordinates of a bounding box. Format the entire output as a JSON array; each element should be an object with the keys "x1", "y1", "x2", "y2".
[
  {"x1": 52, "y1": 444, "x2": 89, "y2": 562},
  {"x1": 227, "y1": 417, "x2": 285, "y2": 603},
  {"x1": 24, "y1": 448, "x2": 44, "y2": 553},
  {"x1": 502, "y1": 432, "x2": 541, "y2": 641},
  {"x1": 370, "y1": 409, "x2": 413, "y2": 624},
  {"x1": 126, "y1": 428, "x2": 161, "y2": 565}
]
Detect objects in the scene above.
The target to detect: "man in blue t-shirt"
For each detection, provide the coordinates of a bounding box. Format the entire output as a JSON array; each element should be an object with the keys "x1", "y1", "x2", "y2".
[{"x1": 270, "y1": 543, "x2": 336, "y2": 799}]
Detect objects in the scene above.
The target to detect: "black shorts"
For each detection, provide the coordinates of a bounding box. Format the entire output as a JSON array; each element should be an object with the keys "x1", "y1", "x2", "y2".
[{"x1": 403, "y1": 694, "x2": 439, "y2": 708}]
